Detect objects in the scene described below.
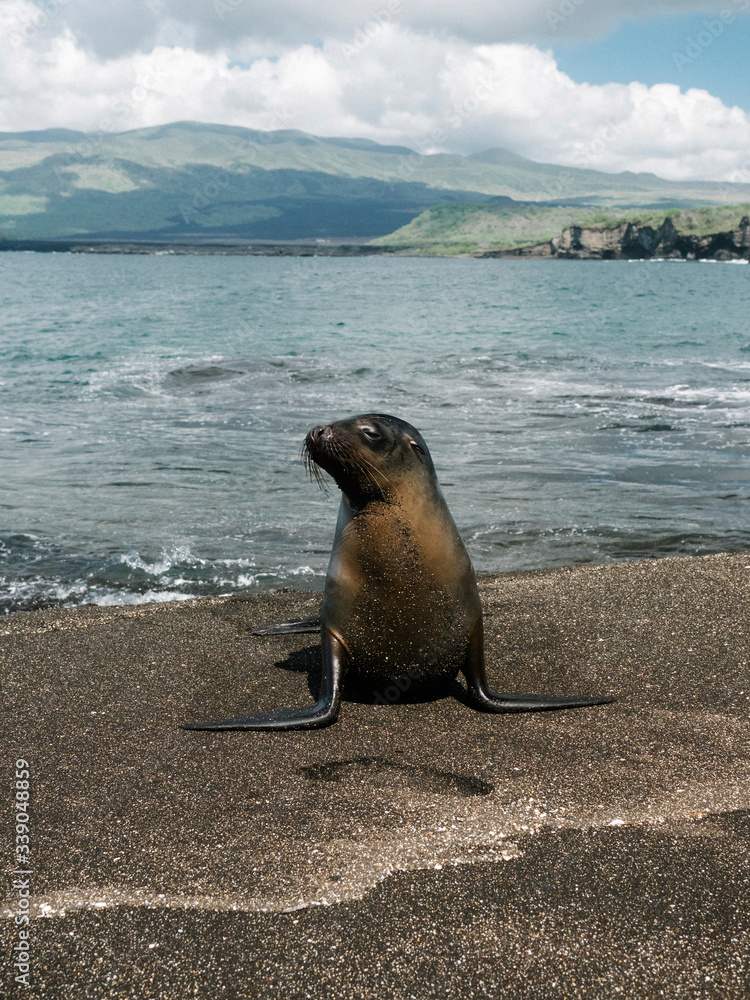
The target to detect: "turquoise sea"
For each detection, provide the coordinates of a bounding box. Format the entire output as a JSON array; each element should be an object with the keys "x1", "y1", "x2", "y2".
[{"x1": 1, "y1": 252, "x2": 749, "y2": 613}]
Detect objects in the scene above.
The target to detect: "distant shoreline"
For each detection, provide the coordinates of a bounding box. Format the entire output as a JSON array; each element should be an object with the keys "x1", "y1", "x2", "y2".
[
  {"x1": 1, "y1": 231, "x2": 748, "y2": 261},
  {"x1": 0, "y1": 239, "x2": 400, "y2": 257}
]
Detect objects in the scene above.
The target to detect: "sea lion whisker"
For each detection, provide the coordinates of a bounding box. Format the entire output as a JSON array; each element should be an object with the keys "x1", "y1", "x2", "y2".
[
  {"x1": 349, "y1": 450, "x2": 390, "y2": 491},
  {"x1": 313, "y1": 463, "x2": 330, "y2": 492},
  {"x1": 355, "y1": 455, "x2": 389, "y2": 489},
  {"x1": 351, "y1": 460, "x2": 386, "y2": 495},
  {"x1": 302, "y1": 442, "x2": 330, "y2": 493},
  {"x1": 336, "y1": 448, "x2": 385, "y2": 493},
  {"x1": 326, "y1": 438, "x2": 386, "y2": 490},
  {"x1": 331, "y1": 442, "x2": 378, "y2": 489}
]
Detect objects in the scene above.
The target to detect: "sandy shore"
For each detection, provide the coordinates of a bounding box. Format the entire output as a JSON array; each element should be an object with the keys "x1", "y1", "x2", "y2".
[{"x1": 2, "y1": 552, "x2": 749, "y2": 998}]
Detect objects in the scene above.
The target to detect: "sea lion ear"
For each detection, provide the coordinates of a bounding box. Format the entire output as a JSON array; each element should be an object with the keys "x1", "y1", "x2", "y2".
[{"x1": 409, "y1": 440, "x2": 426, "y2": 462}]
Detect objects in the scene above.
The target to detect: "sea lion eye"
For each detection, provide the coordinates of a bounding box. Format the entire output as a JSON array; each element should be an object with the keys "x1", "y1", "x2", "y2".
[
  {"x1": 361, "y1": 425, "x2": 381, "y2": 441},
  {"x1": 410, "y1": 441, "x2": 425, "y2": 456}
]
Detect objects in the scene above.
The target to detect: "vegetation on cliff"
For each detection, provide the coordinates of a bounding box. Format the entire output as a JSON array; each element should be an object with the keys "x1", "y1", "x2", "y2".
[{"x1": 372, "y1": 202, "x2": 750, "y2": 256}]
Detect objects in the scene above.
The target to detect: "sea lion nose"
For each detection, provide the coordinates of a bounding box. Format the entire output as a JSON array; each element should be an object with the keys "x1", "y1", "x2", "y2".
[{"x1": 308, "y1": 424, "x2": 330, "y2": 444}]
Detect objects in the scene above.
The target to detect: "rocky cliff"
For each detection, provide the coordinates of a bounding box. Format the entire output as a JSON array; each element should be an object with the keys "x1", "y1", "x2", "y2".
[{"x1": 482, "y1": 215, "x2": 750, "y2": 260}]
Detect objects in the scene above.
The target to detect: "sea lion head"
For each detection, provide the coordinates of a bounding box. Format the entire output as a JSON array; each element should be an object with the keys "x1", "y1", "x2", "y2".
[{"x1": 303, "y1": 413, "x2": 437, "y2": 504}]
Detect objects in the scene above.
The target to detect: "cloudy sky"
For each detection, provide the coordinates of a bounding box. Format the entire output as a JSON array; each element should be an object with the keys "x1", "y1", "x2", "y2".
[{"x1": 2, "y1": 0, "x2": 750, "y2": 182}]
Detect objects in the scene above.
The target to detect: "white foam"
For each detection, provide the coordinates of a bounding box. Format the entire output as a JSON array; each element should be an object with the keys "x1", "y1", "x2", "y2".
[
  {"x1": 94, "y1": 589, "x2": 196, "y2": 606},
  {"x1": 120, "y1": 546, "x2": 200, "y2": 575}
]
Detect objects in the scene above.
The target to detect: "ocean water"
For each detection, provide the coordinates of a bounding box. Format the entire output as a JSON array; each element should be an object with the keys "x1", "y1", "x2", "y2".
[{"x1": 1, "y1": 252, "x2": 749, "y2": 613}]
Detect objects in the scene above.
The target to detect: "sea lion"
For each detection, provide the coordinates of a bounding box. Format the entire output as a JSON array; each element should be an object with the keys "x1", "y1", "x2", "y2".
[{"x1": 183, "y1": 414, "x2": 614, "y2": 731}]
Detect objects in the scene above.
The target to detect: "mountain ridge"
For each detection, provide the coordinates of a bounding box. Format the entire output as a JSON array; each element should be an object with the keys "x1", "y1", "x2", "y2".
[{"x1": 2, "y1": 121, "x2": 750, "y2": 242}]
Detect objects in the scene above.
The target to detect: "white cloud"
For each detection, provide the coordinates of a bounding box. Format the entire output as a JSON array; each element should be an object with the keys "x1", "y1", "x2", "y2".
[
  {"x1": 15, "y1": 0, "x2": 750, "y2": 56},
  {"x1": 2, "y1": 1, "x2": 750, "y2": 184}
]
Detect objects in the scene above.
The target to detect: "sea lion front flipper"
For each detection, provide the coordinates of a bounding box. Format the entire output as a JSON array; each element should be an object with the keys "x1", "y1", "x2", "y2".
[
  {"x1": 250, "y1": 615, "x2": 321, "y2": 636},
  {"x1": 181, "y1": 630, "x2": 347, "y2": 731},
  {"x1": 461, "y1": 622, "x2": 615, "y2": 714}
]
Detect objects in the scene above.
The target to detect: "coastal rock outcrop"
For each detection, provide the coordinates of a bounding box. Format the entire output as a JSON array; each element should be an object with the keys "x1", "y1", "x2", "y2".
[{"x1": 482, "y1": 214, "x2": 750, "y2": 261}]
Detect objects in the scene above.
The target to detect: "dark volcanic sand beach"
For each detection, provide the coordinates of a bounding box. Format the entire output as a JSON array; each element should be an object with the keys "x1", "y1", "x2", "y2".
[{"x1": 2, "y1": 553, "x2": 749, "y2": 998}]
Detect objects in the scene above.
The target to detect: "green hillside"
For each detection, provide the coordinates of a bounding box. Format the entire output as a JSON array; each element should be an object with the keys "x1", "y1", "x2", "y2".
[
  {"x1": 372, "y1": 201, "x2": 750, "y2": 255},
  {"x1": 2, "y1": 121, "x2": 750, "y2": 242}
]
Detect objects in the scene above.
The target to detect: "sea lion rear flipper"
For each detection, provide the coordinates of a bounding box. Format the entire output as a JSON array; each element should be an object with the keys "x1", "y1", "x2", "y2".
[
  {"x1": 181, "y1": 630, "x2": 347, "y2": 731},
  {"x1": 461, "y1": 622, "x2": 615, "y2": 714},
  {"x1": 467, "y1": 689, "x2": 616, "y2": 712},
  {"x1": 250, "y1": 615, "x2": 321, "y2": 636}
]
